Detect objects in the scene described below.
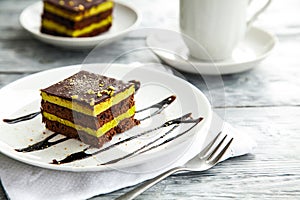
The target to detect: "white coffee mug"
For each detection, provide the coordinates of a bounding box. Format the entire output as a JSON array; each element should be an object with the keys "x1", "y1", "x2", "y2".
[{"x1": 180, "y1": 0, "x2": 272, "y2": 61}]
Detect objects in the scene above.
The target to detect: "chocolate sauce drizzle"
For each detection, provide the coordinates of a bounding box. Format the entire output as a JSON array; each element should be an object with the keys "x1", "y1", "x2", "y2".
[
  {"x1": 51, "y1": 113, "x2": 203, "y2": 165},
  {"x1": 52, "y1": 147, "x2": 91, "y2": 165},
  {"x1": 136, "y1": 118, "x2": 203, "y2": 156},
  {"x1": 136, "y1": 95, "x2": 176, "y2": 121},
  {"x1": 101, "y1": 125, "x2": 180, "y2": 165},
  {"x1": 15, "y1": 133, "x2": 70, "y2": 152},
  {"x1": 102, "y1": 116, "x2": 203, "y2": 165},
  {"x1": 3, "y1": 111, "x2": 41, "y2": 124}
]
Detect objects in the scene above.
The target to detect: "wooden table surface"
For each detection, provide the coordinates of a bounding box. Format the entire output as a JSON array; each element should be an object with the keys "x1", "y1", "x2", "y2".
[{"x1": 1, "y1": 0, "x2": 300, "y2": 199}]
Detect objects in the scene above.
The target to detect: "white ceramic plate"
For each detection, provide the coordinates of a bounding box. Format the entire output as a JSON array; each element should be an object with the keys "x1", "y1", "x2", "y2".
[
  {"x1": 0, "y1": 64, "x2": 211, "y2": 172},
  {"x1": 19, "y1": 1, "x2": 141, "y2": 49},
  {"x1": 146, "y1": 27, "x2": 277, "y2": 75}
]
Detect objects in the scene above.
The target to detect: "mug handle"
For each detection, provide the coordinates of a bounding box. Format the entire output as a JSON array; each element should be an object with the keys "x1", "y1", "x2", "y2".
[{"x1": 247, "y1": 0, "x2": 272, "y2": 27}]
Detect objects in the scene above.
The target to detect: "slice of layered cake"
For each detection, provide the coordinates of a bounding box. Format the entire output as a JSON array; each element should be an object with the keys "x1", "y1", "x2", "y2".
[
  {"x1": 40, "y1": 70, "x2": 139, "y2": 148},
  {"x1": 41, "y1": 0, "x2": 113, "y2": 37}
]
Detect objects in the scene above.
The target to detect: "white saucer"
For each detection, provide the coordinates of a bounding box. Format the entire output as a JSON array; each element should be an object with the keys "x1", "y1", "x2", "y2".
[
  {"x1": 146, "y1": 27, "x2": 277, "y2": 75},
  {"x1": 19, "y1": 1, "x2": 141, "y2": 49}
]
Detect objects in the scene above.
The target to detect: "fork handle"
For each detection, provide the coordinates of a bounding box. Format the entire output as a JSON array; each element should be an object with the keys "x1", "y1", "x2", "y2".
[{"x1": 115, "y1": 166, "x2": 186, "y2": 200}]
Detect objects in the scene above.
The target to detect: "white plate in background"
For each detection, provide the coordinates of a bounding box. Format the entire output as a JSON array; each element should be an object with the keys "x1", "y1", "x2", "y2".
[{"x1": 19, "y1": 1, "x2": 141, "y2": 49}]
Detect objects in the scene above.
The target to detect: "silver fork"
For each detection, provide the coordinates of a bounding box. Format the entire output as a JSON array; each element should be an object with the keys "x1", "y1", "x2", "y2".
[{"x1": 115, "y1": 132, "x2": 233, "y2": 200}]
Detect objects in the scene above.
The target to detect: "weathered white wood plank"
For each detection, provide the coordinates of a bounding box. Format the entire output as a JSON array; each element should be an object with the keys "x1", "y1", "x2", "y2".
[
  {"x1": 91, "y1": 106, "x2": 300, "y2": 199},
  {"x1": 0, "y1": 37, "x2": 156, "y2": 72},
  {"x1": 0, "y1": 73, "x2": 29, "y2": 87}
]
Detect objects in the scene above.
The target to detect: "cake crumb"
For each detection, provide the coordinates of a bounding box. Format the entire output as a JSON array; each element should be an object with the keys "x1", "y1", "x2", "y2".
[
  {"x1": 97, "y1": 91, "x2": 102, "y2": 97},
  {"x1": 78, "y1": 4, "x2": 85, "y2": 10},
  {"x1": 68, "y1": 0, "x2": 74, "y2": 6},
  {"x1": 71, "y1": 95, "x2": 79, "y2": 99},
  {"x1": 108, "y1": 86, "x2": 115, "y2": 91},
  {"x1": 89, "y1": 98, "x2": 95, "y2": 106},
  {"x1": 87, "y1": 89, "x2": 95, "y2": 94}
]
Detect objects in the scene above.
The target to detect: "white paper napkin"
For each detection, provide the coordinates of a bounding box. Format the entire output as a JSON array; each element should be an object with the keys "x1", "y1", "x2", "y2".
[{"x1": 0, "y1": 63, "x2": 256, "y2": 200}]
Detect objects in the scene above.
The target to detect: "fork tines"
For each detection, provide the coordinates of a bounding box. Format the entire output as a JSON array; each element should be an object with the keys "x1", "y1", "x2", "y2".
[{"x1": 200, "y1": 131, "x2": 234, "y2": 164}]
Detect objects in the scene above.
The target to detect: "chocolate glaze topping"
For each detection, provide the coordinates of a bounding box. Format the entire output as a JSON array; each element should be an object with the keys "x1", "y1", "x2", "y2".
[
  {"x1": 41, "y1": 70, "x2": 134, "y2": 106},
  {"x1": 44, "y1": 0, "x2": 109, "y2": 13}
]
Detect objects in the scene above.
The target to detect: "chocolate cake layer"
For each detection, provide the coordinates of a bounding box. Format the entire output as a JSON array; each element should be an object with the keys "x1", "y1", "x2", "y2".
[
  {"x1": 80, "y1": 117, "x2": 139, "y2": 147},
  {"x1": 43, "y1": 116, "x2": 138, "y2": 148},
  {"x1": 41, "y1": 17, "x2": 112, "y2": 37},
  {"x1": 41, "y1": 21, "x2": 111, "y2": 37},
  {"x1": 41, "y1": 94, "x2": 134, "y2": 129},
  {"x1": 42, "y1": 9, "x2": 113, "y2": 30},
  {"x1": 41, "y1": 23, "x2": 111, "y2": 37}
]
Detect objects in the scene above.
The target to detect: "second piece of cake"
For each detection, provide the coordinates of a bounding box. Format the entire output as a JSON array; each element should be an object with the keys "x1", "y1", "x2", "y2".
[
  {"x1": 41, "y1": 0, "x2": 114, "y2": 37},
  {"x1": 40, "y1": 70, "x2": 139, "y2": 148}
]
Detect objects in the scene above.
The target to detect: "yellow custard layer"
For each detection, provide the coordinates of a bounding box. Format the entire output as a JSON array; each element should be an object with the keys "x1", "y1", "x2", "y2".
[
  {"x1": 43, "y1": 105, "x2": 135, "y2": 137},
  {"x1": 41, "y1": 85, "x2": 135, "y2": 117},
  {"x1": 42, "y1": 16, "x2": 112, "y2": 37},
  {"x1": 44, "y1": 1, "x2": 114, "y2": 21}
]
